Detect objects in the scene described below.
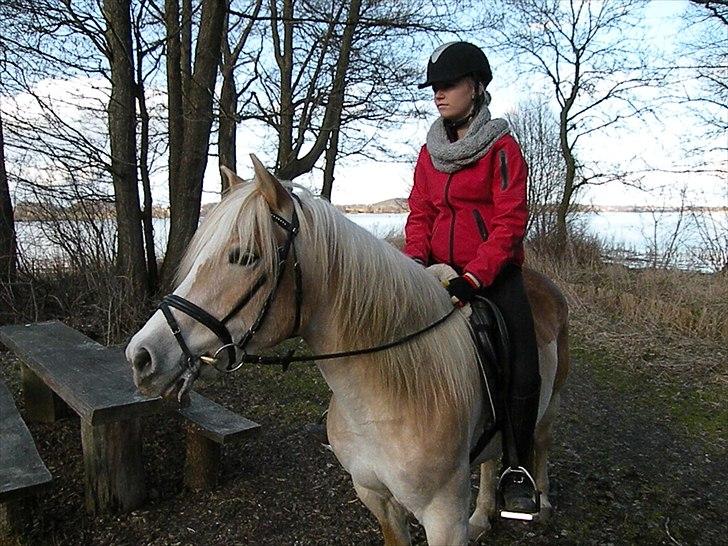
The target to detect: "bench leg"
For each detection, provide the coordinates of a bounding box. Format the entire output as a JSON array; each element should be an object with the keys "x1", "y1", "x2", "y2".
[
  {"x1": 21, "y1": 365, "x2": 72, "y2": 422},
  {"x1": 0, "y1": 496, "x2": 38, "y2": 537},
  {"x1": 80, "y1": 418, "x2": 147, "y2": 514},
  {"x1": 184, "y1": 427, "x2": 221, "y2": 491}
]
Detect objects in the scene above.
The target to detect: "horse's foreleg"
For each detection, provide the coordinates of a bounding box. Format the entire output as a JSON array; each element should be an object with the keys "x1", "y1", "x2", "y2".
[
  {"x1": 468, "y1": 458, "x2": 497, "y2": 541},
  {"x1": 419, "y1": 469, "x2": 470, "y2": 546},
  {"x1": 534, "y1": 392, "x2": 560, "y2": 520},
  {"x1": 353, "y1": 482, "x2": 411, "y2": 546}
]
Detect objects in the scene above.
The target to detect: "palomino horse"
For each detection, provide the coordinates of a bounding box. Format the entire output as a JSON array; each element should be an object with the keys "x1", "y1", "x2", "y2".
[{"x1": 126, "y1": 156, "x2": 569, "y2": 545}]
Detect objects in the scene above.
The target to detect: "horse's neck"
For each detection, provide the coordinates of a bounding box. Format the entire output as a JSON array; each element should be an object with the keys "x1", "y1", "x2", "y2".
[
  {"x1": 301, "y1": 310, "x2": 381, "y2": 419},
  {"x1": 296, "y1": 209, "x2": 470, "y2": 423}
]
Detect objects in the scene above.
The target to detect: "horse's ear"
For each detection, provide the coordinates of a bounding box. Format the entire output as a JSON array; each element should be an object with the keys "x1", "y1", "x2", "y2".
[
  {"x1": 220, "y1": 165, "x2": 244, "y2": 190},
  {"x1": 250, "y1": 154, "x2": 290, "y2": 210}
]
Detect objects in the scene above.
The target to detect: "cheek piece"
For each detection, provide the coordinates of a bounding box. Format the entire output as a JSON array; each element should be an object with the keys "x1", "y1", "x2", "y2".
[{"x1": 157, "y1": 194, "x2": 303, "y2": 402}]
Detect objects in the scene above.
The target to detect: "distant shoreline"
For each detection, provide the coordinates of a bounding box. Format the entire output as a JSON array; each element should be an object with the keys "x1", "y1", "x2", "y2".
[
  {"x1": 335, "y1": 199, "x2": 728, "y2": 215},
  {"x1": 12, "y1": 198, "x2": 727, "y2": 222}
]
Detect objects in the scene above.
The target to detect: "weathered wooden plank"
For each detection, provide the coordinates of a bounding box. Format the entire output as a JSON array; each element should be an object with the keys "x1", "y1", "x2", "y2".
[
  {"x1": 183, "y1": 428, "x2": 221, "y2": 491},
  {"x1": 0, "y1": 381, "x2": 53, "y2": 502},
  {"x1": 178, "y1": 392, "x2": 260, "y2": 445},
  {"x1": 80, "y1": 418, "x2": 146, "y2": 514},
  {"x1": 0, "y1": 495, "x2": 38, "y2": 537},
  {"x1": 0, "y1": 321, "x2": 163, "y2": 425},
  {"x1": 20, "y1": 364, "x2": 73, "y2": 423}
]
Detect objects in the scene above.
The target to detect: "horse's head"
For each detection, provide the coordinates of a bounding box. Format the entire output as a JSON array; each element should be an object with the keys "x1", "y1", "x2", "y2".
[{"x1": 126, "y1": 155, "x2": 303, "y2": 401}]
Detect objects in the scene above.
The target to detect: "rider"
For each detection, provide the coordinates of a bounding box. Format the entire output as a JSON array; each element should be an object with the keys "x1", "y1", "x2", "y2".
[{"x1": 403, "y1": 41, "x2": 541, "y2": 518}]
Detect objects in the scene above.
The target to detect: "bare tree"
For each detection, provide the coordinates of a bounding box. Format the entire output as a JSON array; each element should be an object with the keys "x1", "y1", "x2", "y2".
[
  {"x1": 103, "y1": 0, "x2": 148, "y2": 296},
  {"x1": 218, "y1": 0, "x2": 263, "y2": 188},
  {"x1": 493, "y1": 0, "x2": 659, "y2": 245},
  {"x1": 237, "y1": 0, "x2": 481, "y2": 199},
  {"x1": 0, "y1": 110, "x2": 17, "y2": 283},
  {"x1": 1, "y1": 1, "x2": 166, "y2": 295},
  {"x1": 160, "y1": 0, "x2": 226, "y2": 287},
  {"x1": 506, "y1": 97, "x2": 566, "y2": 239},
  {"x1": 681, "y1": 1, "x2": 728, "y2": 173}
]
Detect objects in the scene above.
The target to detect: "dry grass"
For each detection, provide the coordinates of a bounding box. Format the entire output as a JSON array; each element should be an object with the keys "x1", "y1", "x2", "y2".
[
  {"x1": 0, "y1": 260, "x2": 152, "y2": 345},
  {"x1": 527, "y1": 235, "x2": 728, "y2": 389}
]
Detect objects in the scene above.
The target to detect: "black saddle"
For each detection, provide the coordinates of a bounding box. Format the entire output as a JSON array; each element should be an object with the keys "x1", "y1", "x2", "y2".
[{"x1": 468, "y1": 295, "x2": 512, "y2": 463}]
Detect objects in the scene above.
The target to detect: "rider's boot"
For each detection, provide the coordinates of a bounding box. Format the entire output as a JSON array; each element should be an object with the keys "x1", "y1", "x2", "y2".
[{"x1": 498, "y1": 389, "x2": 541, "y2": 520}]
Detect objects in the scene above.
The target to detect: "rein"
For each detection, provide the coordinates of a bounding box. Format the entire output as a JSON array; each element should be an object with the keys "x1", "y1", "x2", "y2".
[
  {"x1": 237, "y1": 306, "x2": 457, "y2": 370},
  {"x1": 157, "y1": 191, "x2": 458, "y2": 398}
]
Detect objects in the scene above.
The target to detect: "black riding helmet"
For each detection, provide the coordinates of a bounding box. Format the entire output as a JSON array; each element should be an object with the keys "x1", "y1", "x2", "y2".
[{"x1": 418, "y1": 41, "x2": 492, "y2": 89}]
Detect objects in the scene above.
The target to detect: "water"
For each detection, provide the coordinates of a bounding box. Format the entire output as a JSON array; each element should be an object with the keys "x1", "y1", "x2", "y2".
[{"x1": 14, "y1": 210, "x2": 726, "y2": 272}]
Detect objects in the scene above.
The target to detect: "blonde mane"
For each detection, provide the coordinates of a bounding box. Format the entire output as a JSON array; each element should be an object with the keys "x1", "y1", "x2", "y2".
[{"x1": 178, "y1": 183, "x2": 478, "y2": 420}]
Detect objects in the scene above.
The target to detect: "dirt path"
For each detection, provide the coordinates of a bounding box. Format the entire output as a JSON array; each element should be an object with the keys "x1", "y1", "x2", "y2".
[{"x1": 2, "y1": 349, "x2": 725, "y2": 545}]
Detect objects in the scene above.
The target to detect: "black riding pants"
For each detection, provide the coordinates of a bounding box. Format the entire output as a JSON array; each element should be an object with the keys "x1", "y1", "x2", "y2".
[{"x1": 477, "y1": 263, "x2": 541, "y2": 469}]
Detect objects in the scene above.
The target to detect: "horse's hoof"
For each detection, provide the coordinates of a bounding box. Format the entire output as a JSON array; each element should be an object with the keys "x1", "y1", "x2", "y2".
[
  {"x1": 468, "y1": 522, "x2": 491, "y2": 543},
  {"x1": 537, "y1": 498, "x2": 553, "y2": 523}
]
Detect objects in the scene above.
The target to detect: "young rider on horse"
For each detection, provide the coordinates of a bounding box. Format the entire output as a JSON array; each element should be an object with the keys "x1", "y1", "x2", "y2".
[{"x1": 403, "y1": 41, "x2": 541, "y2": 518}]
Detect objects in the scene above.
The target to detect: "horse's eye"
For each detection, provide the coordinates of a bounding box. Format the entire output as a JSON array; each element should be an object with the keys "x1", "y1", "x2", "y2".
[{"x1": 228, "y1": 248, "x2": 259, "y2": 266}]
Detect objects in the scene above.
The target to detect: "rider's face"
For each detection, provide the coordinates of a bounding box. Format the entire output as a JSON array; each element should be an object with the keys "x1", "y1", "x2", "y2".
[{"x1": 433, "y1": 78, "x2": 475, "y2": 120}]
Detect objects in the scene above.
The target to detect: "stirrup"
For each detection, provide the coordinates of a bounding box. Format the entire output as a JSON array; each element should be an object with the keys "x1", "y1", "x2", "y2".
[{"x1": 497, "y1": 466, "x2": 540, "y2": 521}]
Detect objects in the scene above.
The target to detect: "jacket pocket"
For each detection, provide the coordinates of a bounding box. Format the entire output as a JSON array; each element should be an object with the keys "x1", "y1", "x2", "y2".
[
  {"x1": 472, "y1": 209, "x2": 488, "y2": 241},
  {"x1": 499, "y1": 150, "x2": 508, "y2": 190}
]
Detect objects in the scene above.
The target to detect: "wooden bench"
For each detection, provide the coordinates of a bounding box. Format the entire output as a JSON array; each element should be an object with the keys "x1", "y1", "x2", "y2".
[
  {"x1": 0, "y1": 321, "x2": 260, "y2": 512},
  {"x1": 0, "y1": 379, "x2": 53, "y2": 535},
  {"x1": 179, "y1": 392, "x2": 260, "y2": 491}
]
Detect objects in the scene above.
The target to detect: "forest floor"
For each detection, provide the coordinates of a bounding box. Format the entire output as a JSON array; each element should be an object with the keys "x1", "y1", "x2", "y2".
[
  {"x1": 0, "y1": 258, "x2": 728, "y2": 546},
  {"x1": 1, "y1": 298, "x2": 726, "y2": 545}
]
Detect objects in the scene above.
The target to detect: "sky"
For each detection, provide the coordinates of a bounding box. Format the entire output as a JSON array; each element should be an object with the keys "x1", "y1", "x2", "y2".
[
  {"x1": 199, "y1": 0, "x2": 726, "y2": 209},
  {"x1": 4, "y1": 0, "x2": 725, "y2": 209}
]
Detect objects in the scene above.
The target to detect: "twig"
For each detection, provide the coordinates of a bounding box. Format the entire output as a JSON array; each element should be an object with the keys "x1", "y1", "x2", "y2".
[{"x1": 665, "y1": 517, "x2": 682, "y2": 546}]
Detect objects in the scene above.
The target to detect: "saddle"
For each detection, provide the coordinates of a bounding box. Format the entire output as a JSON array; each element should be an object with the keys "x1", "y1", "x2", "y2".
[{"x1": 468, "y1": 295, "x2": 511, "y2": 463}]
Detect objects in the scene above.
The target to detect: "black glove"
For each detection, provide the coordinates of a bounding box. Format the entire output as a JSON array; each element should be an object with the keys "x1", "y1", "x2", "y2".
[{"x1": 446, "y1": 276, "x2": 477, "y2": 303}]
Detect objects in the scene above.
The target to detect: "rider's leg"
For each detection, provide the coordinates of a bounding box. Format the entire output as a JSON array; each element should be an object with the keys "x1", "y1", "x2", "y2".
[{"x1": 482, "y1": 263, "x2": 541, "y2": 516}]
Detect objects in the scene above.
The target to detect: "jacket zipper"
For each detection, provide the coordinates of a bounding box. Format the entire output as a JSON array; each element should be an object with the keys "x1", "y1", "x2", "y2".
[
  {"x1": 472, "y1": 209, "x2": 488, "y2": 241},
  {"x1": 444, "y1": 173, "x2": 455, "y2": 265}
]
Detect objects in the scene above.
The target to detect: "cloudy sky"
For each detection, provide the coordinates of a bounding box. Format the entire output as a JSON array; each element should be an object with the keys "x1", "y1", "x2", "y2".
[
  {"x1": 4, "y1": 0, "x2": 723, "y2": 209},
  {"x1": 218, "y1": 0, "x2": 724, "y2": 208}
]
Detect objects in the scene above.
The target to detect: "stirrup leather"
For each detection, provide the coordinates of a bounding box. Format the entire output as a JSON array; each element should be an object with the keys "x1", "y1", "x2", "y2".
[{"x1": 497, "y1": 466, "x2": 541, "y2": 521}]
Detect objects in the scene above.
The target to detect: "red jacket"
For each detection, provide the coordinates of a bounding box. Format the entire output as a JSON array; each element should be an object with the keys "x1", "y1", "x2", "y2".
[{"x1": 404, "y1": 133, "x2": 528, "y2": 287}]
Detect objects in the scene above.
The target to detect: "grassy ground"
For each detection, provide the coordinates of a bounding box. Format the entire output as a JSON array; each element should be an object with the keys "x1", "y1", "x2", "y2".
[{"x1": 1, "y1": 238, "x2": 726, "y2": 544}]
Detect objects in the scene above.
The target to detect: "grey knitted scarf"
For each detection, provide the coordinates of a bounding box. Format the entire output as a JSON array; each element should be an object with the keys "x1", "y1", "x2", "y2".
[{"x1": 426, "y1": 92, "x2": 510, "y2": 173}]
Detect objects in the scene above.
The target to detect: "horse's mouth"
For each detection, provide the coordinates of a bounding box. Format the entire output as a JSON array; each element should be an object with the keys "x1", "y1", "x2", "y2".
[{"x1": 161, "y1": 374, "x2": 184, "y2": 399}]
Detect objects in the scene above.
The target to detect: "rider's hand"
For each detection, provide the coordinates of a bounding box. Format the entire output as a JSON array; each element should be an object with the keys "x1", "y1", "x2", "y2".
[{"x1": 446, "y1": 275, "x2": 479, "y2": 305}]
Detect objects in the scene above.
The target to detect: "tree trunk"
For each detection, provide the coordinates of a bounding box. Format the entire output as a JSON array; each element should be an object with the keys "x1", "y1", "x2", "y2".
[
  {"x1": 103, "y1": 0, "x2": 147, "y2": 297},
  {"x1": 219, "y1": 63, "x2": 237, "y2": 188},
  {"x1": 272, "y1": 0, "x2": 295, "y2": 172},
  {"x1": 321, "y1": 124, "x2": 340, "y2": 201},
  {"x1": 165, "y1": 0, "x2": 184, "y2": 194},
  {"x1": 135, "y1": 49, "x2": 159, "y2": 294},
  {"x1": 555, "y1": 106, "x2": 577, "y2": 248},
  {"x1": 181, "y1": 0, "x2": 193, "y2": 102},
  {"x1": 161, "y1": 0, "x2": 225, "y2": 288},
  {"x1": 276, "y1": 0, "x2": 362, "y2": 181},
  {"x1": 0, "y1": 111, "x2": 16, "y2": 283},
  {"x1": 219, "y1": 0, "x2": 262, "y2": 192}
]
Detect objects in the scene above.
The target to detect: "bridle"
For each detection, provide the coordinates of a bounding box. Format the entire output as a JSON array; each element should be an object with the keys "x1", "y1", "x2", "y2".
[
  {"x1": 157, "y1": 191, "x2": 456, "y2": 398},
  {"x1": 158, "y1": 194, "x2": 303, "y2": 395}
]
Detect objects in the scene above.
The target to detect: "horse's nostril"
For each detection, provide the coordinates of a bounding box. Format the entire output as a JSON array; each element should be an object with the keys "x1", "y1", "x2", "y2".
[{"x1": 132, "y1": 348, "x2": 153, "y2": 374}]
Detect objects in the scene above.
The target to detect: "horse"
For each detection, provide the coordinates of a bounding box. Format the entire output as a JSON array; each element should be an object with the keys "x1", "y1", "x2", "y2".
[{"x1": 125, "y1": 155, "x2": 570, "y2": 545}]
